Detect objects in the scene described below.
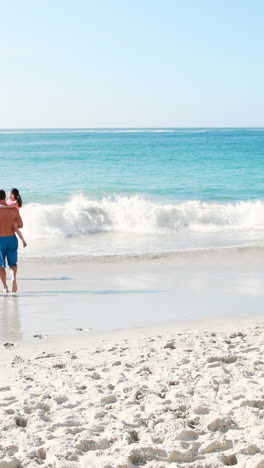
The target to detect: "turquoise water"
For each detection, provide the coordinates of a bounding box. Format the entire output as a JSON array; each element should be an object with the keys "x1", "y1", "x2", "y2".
[
  {"x1": 1, "y1": 128, "x2": 264, "y2": 202},
  {"x1": 0, "y1": 128, "x2": 264, "y2": 257}
]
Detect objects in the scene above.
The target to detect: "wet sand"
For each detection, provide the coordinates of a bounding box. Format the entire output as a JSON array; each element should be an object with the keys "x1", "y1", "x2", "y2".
[{"x1": 0, "y1": 256, "x2": 264, "y2": 341}]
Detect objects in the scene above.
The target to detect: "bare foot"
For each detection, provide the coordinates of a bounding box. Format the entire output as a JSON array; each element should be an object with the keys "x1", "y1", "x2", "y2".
[
  {"x1": 12, "y1": 280, "x2": 17, "y2": 293},
  {"x1": 2, "y1": 287, "x2": 8, "y2": 295}
]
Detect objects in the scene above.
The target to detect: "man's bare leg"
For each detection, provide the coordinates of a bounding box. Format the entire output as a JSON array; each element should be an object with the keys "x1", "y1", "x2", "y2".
[
  {"x1": 0, "y1": 266, "x2": 8, "y2": 293},
  {"x1": 10, "y1": 266, "x2": 17, "y2": 293}
]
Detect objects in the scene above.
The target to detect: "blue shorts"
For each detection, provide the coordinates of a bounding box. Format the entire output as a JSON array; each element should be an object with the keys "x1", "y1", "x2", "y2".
[{"x1": 0, "y1": 235, "x2": 18, "y2": 268}]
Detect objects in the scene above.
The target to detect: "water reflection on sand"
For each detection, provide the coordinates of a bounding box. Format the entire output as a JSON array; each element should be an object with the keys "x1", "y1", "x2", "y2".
[
  {"x1": 0, "y1": 296, "x2": 22, "y2": 341},
  {"x1": 1, "y1": 265, "x2": 264, "y2": 343}
]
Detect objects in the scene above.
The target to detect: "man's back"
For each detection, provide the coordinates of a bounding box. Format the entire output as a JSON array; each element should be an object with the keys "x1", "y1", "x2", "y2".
[{"x1": 0, "y1": 209, "x2": 23, "y2": 236}]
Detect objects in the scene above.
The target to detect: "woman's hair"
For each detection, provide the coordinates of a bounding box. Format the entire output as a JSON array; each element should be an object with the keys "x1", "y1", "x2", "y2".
[{"x1": 11, "y1": 188, "x2": 22, "y2": 207}]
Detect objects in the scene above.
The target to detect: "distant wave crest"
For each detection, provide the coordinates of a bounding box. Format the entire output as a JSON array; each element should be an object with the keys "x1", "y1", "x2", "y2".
[
  {"x1": 0, "y1": 129, "x2": 208, "y2": 134},
  {"x1": 21, "y1": 195, "x2": 264, "y2": 240}
]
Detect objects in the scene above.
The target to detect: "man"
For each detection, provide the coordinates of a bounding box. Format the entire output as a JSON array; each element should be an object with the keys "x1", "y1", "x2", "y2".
[{"x1": 0, "y1": 190, "x2": 23, "y2": 294}]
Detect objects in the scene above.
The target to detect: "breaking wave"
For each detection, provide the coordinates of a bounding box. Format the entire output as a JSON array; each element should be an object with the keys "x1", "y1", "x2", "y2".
[{"x1": 21, "y1": 195, "x2": 264, "y2": 240}]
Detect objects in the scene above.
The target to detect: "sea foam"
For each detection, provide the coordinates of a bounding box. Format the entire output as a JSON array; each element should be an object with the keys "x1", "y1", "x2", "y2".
[{"x1": 21, "y1": 195, "x2": 264, "y2": 240}]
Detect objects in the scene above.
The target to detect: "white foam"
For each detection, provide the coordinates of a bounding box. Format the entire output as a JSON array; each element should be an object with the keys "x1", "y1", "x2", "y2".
[{"x1": 21, "y1": 195, "x2": 264, "y2": 240}]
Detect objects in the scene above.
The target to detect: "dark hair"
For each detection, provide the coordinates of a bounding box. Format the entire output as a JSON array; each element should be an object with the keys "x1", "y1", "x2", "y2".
[
  {"x1": 11, "y1": 188, "x2": 22, "y2": 207},
  {"x1": 0, "y1": 190, "x2": 6, "y2": 200}
]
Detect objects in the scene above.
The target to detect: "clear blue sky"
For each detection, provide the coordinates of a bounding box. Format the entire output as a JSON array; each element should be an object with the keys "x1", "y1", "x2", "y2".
[{"x1": 1, "y1": 0, "x2": 264, "y2": 127}]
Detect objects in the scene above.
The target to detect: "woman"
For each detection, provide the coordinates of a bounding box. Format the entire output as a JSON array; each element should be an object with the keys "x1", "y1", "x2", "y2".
[{"x1": 0, "y1": 188, "x2": 27, "y2": 247}]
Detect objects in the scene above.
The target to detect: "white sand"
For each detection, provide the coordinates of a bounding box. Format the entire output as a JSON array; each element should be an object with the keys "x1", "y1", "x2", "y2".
[{"x1": 1, "y1": 317, "x2": 264, "y2": 467}]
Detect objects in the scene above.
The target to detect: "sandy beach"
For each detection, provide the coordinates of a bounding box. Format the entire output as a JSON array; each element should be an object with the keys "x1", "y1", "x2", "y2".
[
  {"x1": 1, "y1": 316, "x2": 264, "y2": 467},
  {"x1": 0, "y1": 253, "x2": 264, "y2": 467}
]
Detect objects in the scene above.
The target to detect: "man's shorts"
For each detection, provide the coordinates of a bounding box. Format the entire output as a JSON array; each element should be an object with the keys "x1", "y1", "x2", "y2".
[{"x1": 0, "y1": 235, "x2": 18, "y2": 268}]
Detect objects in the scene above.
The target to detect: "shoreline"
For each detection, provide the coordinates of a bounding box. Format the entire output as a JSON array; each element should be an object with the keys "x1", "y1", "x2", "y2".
[
  {"x1": 1, "y1": 257, "x2": 264, "y2": 342},
  {"x1": 17, "y1": 241, "x2": 264, "y2": 266},
  {"x1": 17, "y1": 242, "x2": 264, "y2": 272}
]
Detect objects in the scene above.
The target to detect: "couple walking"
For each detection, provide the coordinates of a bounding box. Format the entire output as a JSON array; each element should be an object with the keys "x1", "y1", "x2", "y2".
[{"x1": 0, "y1": 189, "x2": 25, "y2": 294}]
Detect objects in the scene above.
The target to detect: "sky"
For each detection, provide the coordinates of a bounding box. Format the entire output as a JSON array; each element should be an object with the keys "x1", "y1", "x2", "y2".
[{"x1": 0, "y1": 0, "x2": 264, "y2": 128}]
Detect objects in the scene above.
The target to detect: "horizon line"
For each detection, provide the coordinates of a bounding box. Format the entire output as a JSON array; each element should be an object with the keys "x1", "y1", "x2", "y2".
[{"x1": 1, "y1": 126, "x2": 264, "y2": 130}]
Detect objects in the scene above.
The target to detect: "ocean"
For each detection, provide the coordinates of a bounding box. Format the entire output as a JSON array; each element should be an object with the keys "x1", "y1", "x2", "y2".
[{"x1": 1, "y1": 128, "x2": 264, "y2": 258}]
